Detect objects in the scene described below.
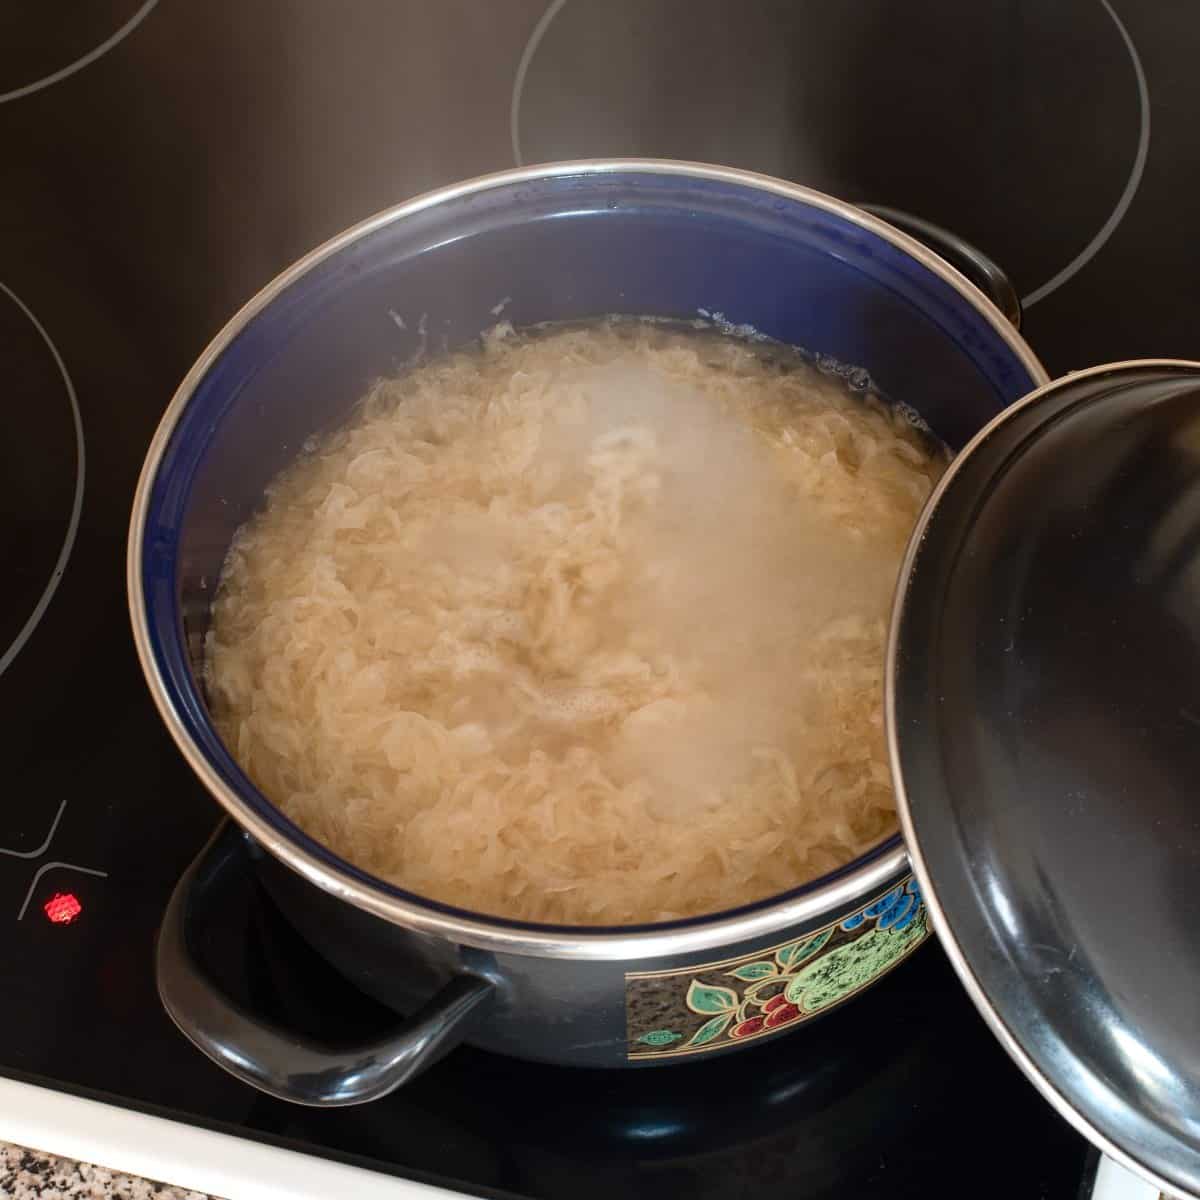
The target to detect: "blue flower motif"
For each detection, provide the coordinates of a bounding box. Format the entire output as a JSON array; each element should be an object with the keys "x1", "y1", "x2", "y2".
[
  {"x1": 841, "y1": 879, "x2": 926, "y2": 936},
  {"x1": 864, "y1": 887, "x2": 904, "y2": 919},
  {"x1": 877, "y1": 891, "x2": 916, "y2": 930}
]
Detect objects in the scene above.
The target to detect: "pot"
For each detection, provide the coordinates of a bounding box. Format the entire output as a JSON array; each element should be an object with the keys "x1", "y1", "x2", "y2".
[{"x1": 128, "y1": 160, "x2": 1045, "y2": 1105}]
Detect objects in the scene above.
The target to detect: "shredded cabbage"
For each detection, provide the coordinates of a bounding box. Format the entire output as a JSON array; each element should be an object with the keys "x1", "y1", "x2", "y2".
[{"x1": 207, "y1": 320, "x2": 946, "y2": 924}]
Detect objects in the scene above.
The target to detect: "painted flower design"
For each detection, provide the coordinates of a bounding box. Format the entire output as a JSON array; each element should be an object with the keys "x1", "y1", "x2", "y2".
[{"x1": 631, "y1": 877, "x2": 928, "y2": 1055}]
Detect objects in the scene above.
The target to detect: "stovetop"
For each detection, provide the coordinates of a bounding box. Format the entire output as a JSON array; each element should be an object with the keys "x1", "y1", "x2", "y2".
[{"x1": 1, "y1": 2, "x2": 1196, "y2": 1197}]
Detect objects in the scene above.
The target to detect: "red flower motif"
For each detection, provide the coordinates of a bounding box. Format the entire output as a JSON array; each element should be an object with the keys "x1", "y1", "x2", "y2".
[
  {"x1": 729, "y1": 1016, "x2": 766, "y2": 1039},
  {"x1": 763, "y1": 993, "x2": 791, "y2": 1014},
  {"x1": 763, "y1": 1002, "x2": 801, "y2": 1028}
]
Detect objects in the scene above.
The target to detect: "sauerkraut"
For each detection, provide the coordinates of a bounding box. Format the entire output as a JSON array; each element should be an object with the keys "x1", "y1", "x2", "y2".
[{"x1": 206, "y1": 320, "x2": 946, "y2": 924}]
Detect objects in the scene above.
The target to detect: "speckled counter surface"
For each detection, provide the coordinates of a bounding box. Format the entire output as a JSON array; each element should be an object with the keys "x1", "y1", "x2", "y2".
[{"x1": 0, "y1": 1144, "x2": 218, "y2": 1199}]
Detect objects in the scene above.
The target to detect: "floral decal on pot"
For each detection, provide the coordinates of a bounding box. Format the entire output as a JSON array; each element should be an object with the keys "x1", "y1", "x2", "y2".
[{"x1": 627, "y1": 877, "x2": 928, "y2": 1058}]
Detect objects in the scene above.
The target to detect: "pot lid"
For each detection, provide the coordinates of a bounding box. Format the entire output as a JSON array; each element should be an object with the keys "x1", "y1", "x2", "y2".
[{"x1": 889, "y1": 360, "x2": 1200, "y2": 1199}]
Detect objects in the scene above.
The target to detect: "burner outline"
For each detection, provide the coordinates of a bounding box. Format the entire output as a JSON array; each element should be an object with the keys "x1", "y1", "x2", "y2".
[
  {"x1": 0, "y1": 0, "x2": 160, "y2": 106},
  {"x1": 1020, "y1": 0, "x2": 1149, "y2": 308},
  {"x1": 510, "y1": 0, "x2": 1150, "y2": 309},
  {"x1": 0, "y1": 283, "x2": 86, "y2": 682},
  {"x1": 509, "y1": 0, "x2": 569, "y2": 173}
]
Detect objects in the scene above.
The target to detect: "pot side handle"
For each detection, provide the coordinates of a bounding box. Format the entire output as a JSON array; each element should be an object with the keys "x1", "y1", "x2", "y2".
[
  {"x1": 856, "y1": 203, "x2": 1023, "y2": 331},
  {"x1": 156, "y1": 822, "x2": 495, "y2": 1107}
]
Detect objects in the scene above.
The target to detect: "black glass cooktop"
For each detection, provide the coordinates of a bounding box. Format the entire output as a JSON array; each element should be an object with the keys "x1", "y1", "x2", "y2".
[{"x1": 1, "y1": 1, "x2": 1195, "y2": 1196}]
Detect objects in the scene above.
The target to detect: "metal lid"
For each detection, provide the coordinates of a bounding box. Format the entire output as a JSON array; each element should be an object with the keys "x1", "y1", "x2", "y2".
[{"x1": 889, "y1": 360, "x2": 1200, "y2": 1199}]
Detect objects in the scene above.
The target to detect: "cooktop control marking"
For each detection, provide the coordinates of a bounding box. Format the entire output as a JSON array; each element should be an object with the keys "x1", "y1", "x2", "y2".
[
  {"x1": 1, "y1": 801, "x2": 109, "y2": 921},
  {"x1": 0, "y1": 800, "x2": 66, "y2": 860},
  {"x1": 18, "y1": 864, "x2": 108, "y2": 922}
]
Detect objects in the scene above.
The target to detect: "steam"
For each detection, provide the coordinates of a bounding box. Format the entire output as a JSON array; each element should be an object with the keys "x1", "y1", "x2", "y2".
[{"x1": 526, "y1": 358, "x2": 890, "y2": 818}]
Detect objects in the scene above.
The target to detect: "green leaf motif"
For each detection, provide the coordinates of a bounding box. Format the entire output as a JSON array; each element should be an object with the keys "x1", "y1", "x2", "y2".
[
  {"x1": 688, "y1": 1012, "x2": 734, "y2": 1047},
  {"x1": 743, "y1": 977, "x2": 788, "y2": 1004},
  {"x1": 785, "y1": 916, "x2": 928, "y2": 1012},
  {"x1": 775, "y1": 928, "x2": 833, "y2": 969},
  {"x1": 726, "y1": 960, "x2": 778, "y2": 982},
  {"x1": 637, "y1": 1029, "x2": 683, "y2": 1047},
  {"x1": 686, "y1": 979, "x2": 739, "y2": 1015}
]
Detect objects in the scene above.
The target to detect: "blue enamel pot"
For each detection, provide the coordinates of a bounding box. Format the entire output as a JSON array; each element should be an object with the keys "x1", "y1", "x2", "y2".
[{"x1": 128, "y1": 161, "x2": 1047, "y2": 1104}]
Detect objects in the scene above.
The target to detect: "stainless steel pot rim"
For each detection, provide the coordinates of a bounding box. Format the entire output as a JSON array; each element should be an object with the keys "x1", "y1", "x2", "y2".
[
  {"x1": 128, "y1": 157, "x2": 1049, "y2": 963},
  {"x1": 886, "y1": 357, "x2": 1200, "y2": 1200}
]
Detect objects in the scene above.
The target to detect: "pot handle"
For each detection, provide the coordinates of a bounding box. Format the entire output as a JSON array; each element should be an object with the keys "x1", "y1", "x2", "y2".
[
  {"x1": 857, "y1": 203, "x2": 1023, "y2": 331},
  {"x1": 156, "y1": 822, "x2": 495, "y2": 1106}
]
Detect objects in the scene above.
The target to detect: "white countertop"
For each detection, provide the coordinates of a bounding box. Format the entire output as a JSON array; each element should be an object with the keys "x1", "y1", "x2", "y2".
[{"x1": 0, "y1": 1077, "x2": 452, "y2": 1200}]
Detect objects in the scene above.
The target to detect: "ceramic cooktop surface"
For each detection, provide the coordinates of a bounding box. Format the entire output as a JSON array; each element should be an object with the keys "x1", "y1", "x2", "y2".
[{"x1": 1, "y1": 2, "x2": 1194, "y2": 1196}]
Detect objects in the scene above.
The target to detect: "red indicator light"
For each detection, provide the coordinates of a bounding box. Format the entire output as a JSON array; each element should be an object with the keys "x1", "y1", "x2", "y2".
[{"x1": 44, "y1": 892, "x2": 82, "y2": 925}]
